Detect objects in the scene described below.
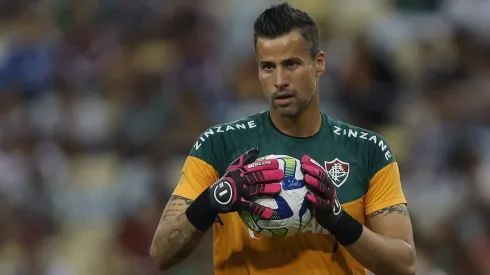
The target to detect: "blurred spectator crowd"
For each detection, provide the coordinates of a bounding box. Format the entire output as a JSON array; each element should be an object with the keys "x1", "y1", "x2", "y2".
[{"x1": 0, "y1": 0, "x2": 489, "y2": 274}]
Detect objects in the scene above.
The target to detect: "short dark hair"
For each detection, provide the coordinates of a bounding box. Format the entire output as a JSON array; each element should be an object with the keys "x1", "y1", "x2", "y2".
[{"x1": 253, "y1": 2, "x2": 320, "y2": 58}]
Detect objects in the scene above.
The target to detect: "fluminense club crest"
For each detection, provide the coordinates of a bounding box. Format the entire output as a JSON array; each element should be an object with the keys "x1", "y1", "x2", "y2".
[{"x1": 324, "y1": 158, "x2": 350, "y2": 188}]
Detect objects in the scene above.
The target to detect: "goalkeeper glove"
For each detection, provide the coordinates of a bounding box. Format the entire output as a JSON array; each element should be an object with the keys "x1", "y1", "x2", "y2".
[
  {"x1": 186, "y1": 148, "x2": 283, "y2": 231},
  {"x1": 301, "y1": 155, "x2": 363, "y2": 247}
]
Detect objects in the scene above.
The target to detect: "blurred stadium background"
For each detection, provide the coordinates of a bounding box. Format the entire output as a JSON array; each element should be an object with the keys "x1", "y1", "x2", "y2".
[{"x1": 0, "y1": 0, "x2": 489, "y2": 274}]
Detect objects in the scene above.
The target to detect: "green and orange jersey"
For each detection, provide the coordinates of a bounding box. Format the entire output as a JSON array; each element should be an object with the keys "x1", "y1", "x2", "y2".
[{"x1": 172, "y1": 111, "x2": 407, "y2": 275}]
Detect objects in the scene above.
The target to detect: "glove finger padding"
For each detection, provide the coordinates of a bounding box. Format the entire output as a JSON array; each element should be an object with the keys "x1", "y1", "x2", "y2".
[
  {"x1": 306, "y1": 192, "x2": 332, "y2": 212},
  {"x1": 238, "y1": 198, "x2": 275, "y2": 219},
  {"x1": 301, "y1": 155, "x2": 337, "y2": 197},
  {"x1": 306, "y1": 189, "x2": 342, "y2": 218},
  {"x1": 243, "y1": 169, "x2": 284, "y2": 185},
  {"x1": 238, "y1": 159, "x2": 285, "y2": 185},
  {"x1": 301, "y1": 155, "x2": 330, "y2": 183},
  {"x1": 243, "y1": 158, "x2": 280, "y2": 172},
  {"x1": 304, "y1": 174, "x2": 332, "y2": 197},
  {"x1": 229, "y1": 148, "x2": 260, "y2": 169},
  {"x1": 244, "y1": 183, "x2": 282, "y2": 198}
]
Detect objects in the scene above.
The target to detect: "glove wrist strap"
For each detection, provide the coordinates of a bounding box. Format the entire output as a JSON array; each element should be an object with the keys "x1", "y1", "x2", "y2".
[
  {"x1": 186, "y1": 188, "x2": 219, "y2": 231},
  {"x1": 329, "y1": 211, "x2": 363, "y2": 246}
]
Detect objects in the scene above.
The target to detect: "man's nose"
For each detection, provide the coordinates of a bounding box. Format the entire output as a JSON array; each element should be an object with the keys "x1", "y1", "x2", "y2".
[{"x1": 274, "y1": 68, "x2": 289, "y2": 90}]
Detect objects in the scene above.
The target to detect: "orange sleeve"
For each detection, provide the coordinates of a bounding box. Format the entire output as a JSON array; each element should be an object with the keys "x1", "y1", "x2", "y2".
[
  {"x1": 364, "y1": 162, "x2": 407, "y2": 215},
  {"x1": 172, "y1": 156, "x2": 219, "y2": 200}
]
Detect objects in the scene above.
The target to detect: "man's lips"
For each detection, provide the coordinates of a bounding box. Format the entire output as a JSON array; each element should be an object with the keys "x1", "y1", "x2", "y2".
[
  {"x1": 273, "y1": 93, "x2": 295, "y2": 99},
  {"x1": 273, "y1": 93, "x2": 295, "y2": 105}
]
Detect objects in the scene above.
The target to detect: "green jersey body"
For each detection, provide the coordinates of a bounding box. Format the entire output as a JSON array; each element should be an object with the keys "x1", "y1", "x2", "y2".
[
  {"x1": 191, "y1": 111, "x2": 394, "y2": 204},
  {"x1": 173, "y1": 111, "x2": 406, "y2": 275}
]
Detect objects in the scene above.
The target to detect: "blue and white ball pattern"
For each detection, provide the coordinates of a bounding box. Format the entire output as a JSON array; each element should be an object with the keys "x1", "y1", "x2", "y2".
[{"x1": 239, "y1": 154, "x2": 313, "y2": 238}]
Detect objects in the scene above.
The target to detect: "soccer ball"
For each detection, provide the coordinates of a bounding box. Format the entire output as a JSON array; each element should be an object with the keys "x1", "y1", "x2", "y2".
[{"x1": 239, "y1": 154, "x2": 313, "y2": 238}]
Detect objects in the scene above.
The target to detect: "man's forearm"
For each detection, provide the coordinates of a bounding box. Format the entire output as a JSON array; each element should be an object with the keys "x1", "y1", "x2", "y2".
[
  {"x1": 150, "y1": 195, "x2": 206, "y2": 270},
  {"x1": 344, "y1": 225, "x2": 416, "y2": 275},
  {"x1": 150, "y1": 212, "x2": 205, "y2": 270}
]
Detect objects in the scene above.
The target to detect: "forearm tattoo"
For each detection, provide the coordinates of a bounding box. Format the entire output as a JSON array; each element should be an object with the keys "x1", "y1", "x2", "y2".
[
  {"x1": 368, "y1": 204, "x2": 409, "y2": 218},
  {"x1": 159, "y1": 195, "x2": 194, "y2": 224},
  {"x1": 151, "y1": 195, "x2": 204, "y2": 268}
]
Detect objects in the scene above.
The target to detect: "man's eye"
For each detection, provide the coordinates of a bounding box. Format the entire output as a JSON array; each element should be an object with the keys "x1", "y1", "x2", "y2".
[
  {"x1": 287, "y1": 62, "x2": 298, "y2": 68},
  {"x1": 263, "y1": 65, "x2": 274, "y2": 71}
]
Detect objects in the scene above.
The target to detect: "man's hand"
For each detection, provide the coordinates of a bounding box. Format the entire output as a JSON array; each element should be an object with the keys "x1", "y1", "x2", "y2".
[
  {"x1": 301, "y1": 155, "x2": 416, "y2": 274},
  {"x1": 186, "y1": 148, "x2": 284, "y2": 231},
  {"x1": 300, "y1": 155, "x2": 343, "y2": 229},
  {"x1": 208, "y1": 148, "x2": 283, "y2": 218},
  {"x1": 300, "y1": 155, "x2": 363, "y2": 247}
]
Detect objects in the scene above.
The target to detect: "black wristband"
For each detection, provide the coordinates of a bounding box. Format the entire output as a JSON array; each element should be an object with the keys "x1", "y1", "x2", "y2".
[
  {"x1": 329, "y1": 212, "x2": 363, "y2": 246},
  {"x1": 185, "y1": 188, "x2": 219, "y2": 231}
]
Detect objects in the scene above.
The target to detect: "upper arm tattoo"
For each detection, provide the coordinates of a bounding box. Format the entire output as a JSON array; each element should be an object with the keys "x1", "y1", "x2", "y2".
[
  {"x1": 159, "y1": 195, "x2": 194, "y2": 225},
  {"x1": 368, "y1": 203, "x2": 409, "y2": 218}
]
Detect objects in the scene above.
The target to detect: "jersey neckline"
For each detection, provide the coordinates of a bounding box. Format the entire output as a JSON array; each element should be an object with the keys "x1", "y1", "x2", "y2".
[{"x1": 265, "y1": 111, "x2": 328, "y2": 142}]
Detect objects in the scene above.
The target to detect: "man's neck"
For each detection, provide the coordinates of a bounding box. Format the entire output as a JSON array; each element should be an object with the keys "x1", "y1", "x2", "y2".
[{"x1": 270, "y1": 104, "x2": 322, "y2": 138}]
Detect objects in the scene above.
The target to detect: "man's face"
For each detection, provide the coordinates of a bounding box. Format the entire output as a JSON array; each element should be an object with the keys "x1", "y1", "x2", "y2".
[{"x1": 256, "y1": 30, "x2": 325, "y2": 118}]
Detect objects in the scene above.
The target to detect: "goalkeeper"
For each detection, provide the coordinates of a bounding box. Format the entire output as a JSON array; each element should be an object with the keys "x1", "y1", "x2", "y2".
[{"x1": 150, "y1": 3, "x2": 416, "y2": 275}]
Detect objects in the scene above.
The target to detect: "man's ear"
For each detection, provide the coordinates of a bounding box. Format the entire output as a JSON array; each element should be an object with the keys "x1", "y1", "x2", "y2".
[{"x1": 315, "y1": 51, "x2": 325, "y2": 77}]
